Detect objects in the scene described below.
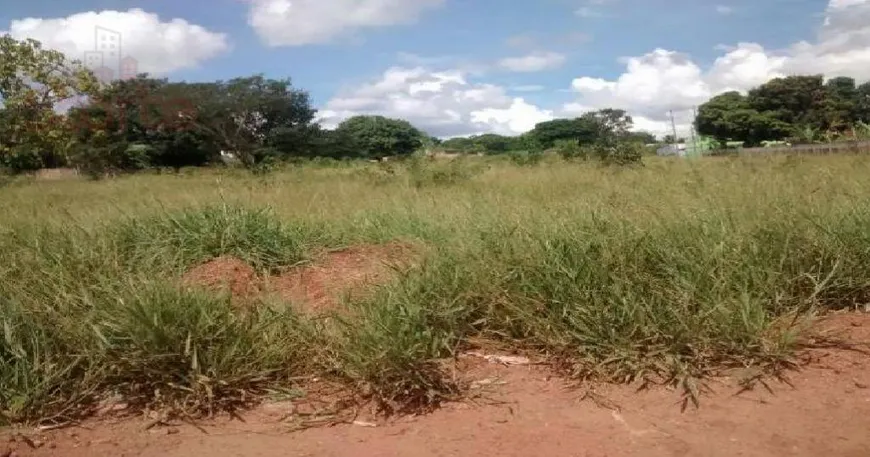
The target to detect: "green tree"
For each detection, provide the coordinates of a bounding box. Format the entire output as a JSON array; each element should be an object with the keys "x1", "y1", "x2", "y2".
[
  {"x1": 821, "y1": 76, "x2": 859, "y2": 131},
  {"x1": 0, "y1": 36, "x2": 98, "y2": 171},
  {"x1": 857, "y1": 82, "x2": 870, "y2": 123},
  {"x1": 182, "y1": 75, "x2": 317, "y2": 167},
  {"x1": 747, "y1": 75, "x2": 826, "y2": 128},
  {"x1": 68, "y1": 76, "x2": 217, "y2": 173},
  {"x1": 334, "y1": 115, "x2": 424, "y2": 159},
  {"x1": 696, "y1": 91, "x2": 750, "y2": 142},
  {"x1": 471, "y1": 134, "x2": 516, "y2": 154},
  {"x1": 529, "y1": 117, "x2": 598, "y2": 149},
  {"x1": 625, "y1": 131, "x2": 656, "y2": 144},
  {"x1": 441, "y1": 137, "x2": 476, "y2": 153}
]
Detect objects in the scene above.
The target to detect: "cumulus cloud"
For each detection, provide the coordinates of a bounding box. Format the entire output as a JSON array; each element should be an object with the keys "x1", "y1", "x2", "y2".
[
  {"x1": 248, "y1": 0, "x2": 444, "y2": 46},
  {"x1": 498, "y1": 51, "x2": 566, "y2": 72},
  {"x1": 318, "y1": 66, "x2": 553, "y2": 137},
  {"x1": 562, "y1": 0, "x2": 870, "y2": 137},
  {"x1": 2, "y1": 8, "x2": 229, "y2": 76}
]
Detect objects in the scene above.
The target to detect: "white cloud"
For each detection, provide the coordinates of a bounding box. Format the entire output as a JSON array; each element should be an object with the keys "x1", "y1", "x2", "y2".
[
  {"x1": 562, "y1": 0, "x2": 870, "y2": 137},
  {"x1": 248, "y1": 0, "x2": 444, "y2": 46},
  {"x1": 318, "y1": 66, "x2": 553, "y2": 137},
  {"x1": 498, "y1": 52, "x2": 566, "y2": 73},
  {"x1": 2, "y1": 8, "x2": 229, "y2": 76},
  {"x1": 511, "y1": 85, "x2": 546, "y2": 92},
  {"x1": 715, "y1": 5, "x2": 734, "y2": 15},
  {"x1": 498, "y1": 51, "x2": 566, "y2": 72}
]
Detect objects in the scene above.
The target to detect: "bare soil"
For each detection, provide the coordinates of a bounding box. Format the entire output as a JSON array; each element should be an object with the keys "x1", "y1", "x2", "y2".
[
  {"x1": 267, "y1": 242, "x2": 417, "y2": 313},
  {"x1": 4, "y1": 312, "x2": 869, "y2": 457},
  {"x1": 180, "y1": 242, "x2": 417, "y2": 312},
  {"x1": 182, "y1": 256, "x2": 260, "y2": 301}
]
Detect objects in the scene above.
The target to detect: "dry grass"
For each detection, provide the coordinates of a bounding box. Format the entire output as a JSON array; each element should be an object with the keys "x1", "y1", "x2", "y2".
[{"x1": 2, "y1": 154, "x2": 870, "y2": 424}]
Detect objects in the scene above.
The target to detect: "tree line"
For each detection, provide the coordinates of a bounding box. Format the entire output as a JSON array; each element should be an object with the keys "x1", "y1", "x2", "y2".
[
  {"x1": 696, "y1": 75, "x2": 870, "y2": 147},
  {"x1": 1, "y1": 36, "x2": 660, "y2": 175}
]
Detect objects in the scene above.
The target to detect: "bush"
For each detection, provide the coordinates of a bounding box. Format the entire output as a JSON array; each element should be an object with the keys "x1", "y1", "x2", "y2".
[
  {"x1": 0, "y1": 145, "x2": 46, "y2": 173},
  {"x1": 554, "y1": 139, "x2": 590, "y2": 160},
  {"x1": 593, "y1": 141, "x2": 644, "y2": 166},
  {"x1": 69, "y1": 141, "x2": 152, "y2": 179},
  {"x1": 507, "y1": 150, "x2": 544, "y2": 166}
]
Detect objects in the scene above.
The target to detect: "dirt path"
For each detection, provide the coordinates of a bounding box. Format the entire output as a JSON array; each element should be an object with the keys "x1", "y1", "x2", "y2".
[{"x1": 5, "y1": 313, "x2": 870, "y2": 457}]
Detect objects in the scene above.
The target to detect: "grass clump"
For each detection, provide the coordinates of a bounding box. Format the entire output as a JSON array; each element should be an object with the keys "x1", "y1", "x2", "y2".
[
  {"x1": 111, "y1": 204, "x2": 308, "y2": 272},
  {"x1": 92, "y1": 286, "x2": 315, "y2": 416}
]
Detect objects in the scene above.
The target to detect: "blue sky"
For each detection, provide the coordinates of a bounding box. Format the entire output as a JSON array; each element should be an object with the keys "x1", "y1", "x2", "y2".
[{"x1": 2, "y1": 0, "x2": 866, "y2": 137}]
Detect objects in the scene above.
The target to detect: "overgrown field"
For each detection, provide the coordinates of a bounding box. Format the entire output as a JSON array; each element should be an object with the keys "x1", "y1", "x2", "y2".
[{"x1": 2, "y1": 154, "x2": 870, "y2": 425}]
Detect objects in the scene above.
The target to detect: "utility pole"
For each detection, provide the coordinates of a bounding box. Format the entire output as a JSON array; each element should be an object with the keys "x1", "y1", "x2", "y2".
[
  {"x1": 690, "y1": 106, "x2": 698, "y2": 156},
  {"x1": 669, "y1": 109, "x2": 678, "y2": 148}
]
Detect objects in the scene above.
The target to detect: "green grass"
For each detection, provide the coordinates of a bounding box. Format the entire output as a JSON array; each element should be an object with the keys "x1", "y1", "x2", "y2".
[{"x1": 2, "y1": 154, "x2": 870, "y2": 424}]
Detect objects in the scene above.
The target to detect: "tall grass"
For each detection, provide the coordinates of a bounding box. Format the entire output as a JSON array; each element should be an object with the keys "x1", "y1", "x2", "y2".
[{"x1": 1, "y1": 154, "x2": 869, "y2": 423}]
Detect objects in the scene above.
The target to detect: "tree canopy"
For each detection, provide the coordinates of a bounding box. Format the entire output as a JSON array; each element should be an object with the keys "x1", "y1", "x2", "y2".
[
  {"x1": 696, "y1": 75, "x2": 870, "y2": 146},
  {"x1": 334, "y1": 115, "x2": 424, "y2": 159},
  {"x1": 0, "y1": 36, "x2": 98, "y2": 169},
  {"x1": 1, "y1": 36, "x2": 658, "y2": 175}
]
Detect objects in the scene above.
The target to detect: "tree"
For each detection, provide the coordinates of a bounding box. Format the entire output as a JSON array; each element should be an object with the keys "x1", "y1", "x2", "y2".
[
  {"x1": 181, "y1": 75, "x2": 317, "y2": 167},
  {"x1": 0, "y1": 36, "x2": 98, "y2": 170},
  {"x1": 529, "y1": 118, "x2": 598, "y2": 149},
  {"x1": 856, "y1": 82, "x2": 870, "y2": 123},
  {"x1": 334, "y1": 115, "x2": 424, "y2": 159},
  {"x1": 747, "y1": 75, "x2": 826, "y2": 128},
  {"x1": 696, "y1": 91, "x2": 750, "y2": 142},
  {"x1": 821, "y1": 76, "x2": 859, "y2": 131},
  {"x1": 67, "y1": 76, "x2": 217, "y2": 173},
  {"x1": 581, "y1": 108, "x2": 633, "y2": 138},
  {"x1": 441, "y1": 137, "x2": 476, "y2": 153},
  {"x1": 625, "y1": 131, "x2": 656, "y2": 144}
]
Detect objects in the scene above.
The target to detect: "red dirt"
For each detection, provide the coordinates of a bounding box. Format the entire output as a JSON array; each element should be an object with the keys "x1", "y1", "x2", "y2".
[
  {"x1": 5, "y1": 312, "x2": 870, "y2": 457},
  {"x1": 180, "y1": 242, "x2": 416, "y2": 312},
  {"x1": 266, "y1": 242, "x2": 417, "y2": 313},
  {"x1": 182, "y1": 256, "x2": 259, "y2": 301}
]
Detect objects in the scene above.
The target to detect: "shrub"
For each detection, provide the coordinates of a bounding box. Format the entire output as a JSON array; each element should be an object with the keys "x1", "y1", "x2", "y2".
[
  {"x1": 507, "y1": 150, "x2": 544, "y2": 166},
  {"x1": 554, "y1": 139, "x2": 590, "y2": 160},
  {"x1": 593, "y1": 141, "x2": 644, "y2": 165}
]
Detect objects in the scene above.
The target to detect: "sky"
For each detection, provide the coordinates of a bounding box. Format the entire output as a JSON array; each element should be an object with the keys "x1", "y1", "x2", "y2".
[{"x1": 2, "y1": 0, "x2": 869, "y2": 138}]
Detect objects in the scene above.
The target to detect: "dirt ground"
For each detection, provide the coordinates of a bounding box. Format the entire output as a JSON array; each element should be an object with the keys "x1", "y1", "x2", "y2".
[
  {"x1": 4, "y1": 312, "x2": 869, "y2": 457},
  {"x1": 181, "y1": 242, "x2": 417, "y2": 312}
]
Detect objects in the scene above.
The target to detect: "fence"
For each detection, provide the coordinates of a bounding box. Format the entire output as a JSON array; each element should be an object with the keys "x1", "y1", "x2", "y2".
[{"x1": 709, "y1": 140, "x2": 870, "y2": 156}]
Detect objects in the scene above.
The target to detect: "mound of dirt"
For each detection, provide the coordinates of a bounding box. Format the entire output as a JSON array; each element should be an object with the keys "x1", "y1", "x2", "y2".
[
  {"x1": 180, "y1": 242, "x2": 418, "y2": 312},
  {"x1": 182, "y1": 256, "x2": 259, "y2": 301},
  {"x1": 267, "y1": 242, "x2": 417, "y2": 313}
]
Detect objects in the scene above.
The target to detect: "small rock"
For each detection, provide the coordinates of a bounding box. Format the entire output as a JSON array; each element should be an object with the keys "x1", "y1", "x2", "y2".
[
  {"x1": 166, "y1": 428, "x2": 180, "y2": 435},
  {"x1": 352, "y1": 421, "x2": 378, "y2": 428}
]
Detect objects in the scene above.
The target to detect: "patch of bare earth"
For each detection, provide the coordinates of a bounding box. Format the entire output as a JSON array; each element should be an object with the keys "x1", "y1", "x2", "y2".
[
  {"x1": 6, "y1": 311, "x2": 870, "y2": 457},
  {"x1": 181, "y1": 256, "x2": 260, "y2": 301},
  {"x1": 179, "y1": 242, "x2": 417, "y2": 312},
  {"x1": 266, "y1": 242, "x2": 418, "y2": 313}
]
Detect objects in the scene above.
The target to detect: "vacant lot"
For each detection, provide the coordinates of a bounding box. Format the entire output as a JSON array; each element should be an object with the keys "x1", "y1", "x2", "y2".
[{"x1": 2, "y1": 155, "x2": 869, "y2": 455}]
